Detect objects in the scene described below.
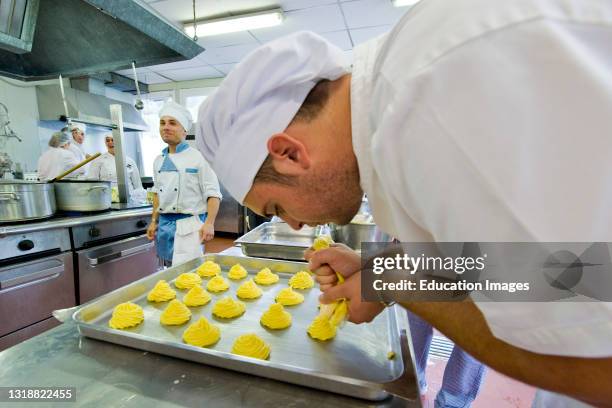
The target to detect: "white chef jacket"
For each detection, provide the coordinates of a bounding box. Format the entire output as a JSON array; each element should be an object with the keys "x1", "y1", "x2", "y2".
[
  {"x1": 351, "y1": 0, "x2": 611, "y2": 405},
  {"x1": 67, "y1": 141, "x2": 86, "y2": 163},
  {"x1": 88, "y1": 152, "x2": 143, "y2": 191},
  {"x1": 152, "y1": 142, "x2": 222, "y2": 215},
  {"x1": 37, "y1": 146, "x2": 85, "y2": 181}
]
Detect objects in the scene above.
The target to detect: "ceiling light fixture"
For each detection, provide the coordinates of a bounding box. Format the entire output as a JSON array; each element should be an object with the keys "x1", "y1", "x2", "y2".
[
  {"x1": 184, "y1": 9, "x2": 283, "y2": 37},
  {"x1": 392, "y1": 0, "x2": 422, "y2": 7}
]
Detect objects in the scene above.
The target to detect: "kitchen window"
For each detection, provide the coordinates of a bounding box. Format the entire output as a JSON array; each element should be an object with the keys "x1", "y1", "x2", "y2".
[{"x1": 139, "y1": 92, "x2": 171, "y2": 177}]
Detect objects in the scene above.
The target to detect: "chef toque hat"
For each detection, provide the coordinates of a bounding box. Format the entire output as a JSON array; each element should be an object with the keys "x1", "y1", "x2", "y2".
[
  {"x1": 196, "y1": 31, "x2": 349, "y2": 203},
  {"x1": 159, "y1": 100, "x2": 193, "y2": 133},
  {"x1": 70, "y1": 123, "x2": 86, "y2": 133}
]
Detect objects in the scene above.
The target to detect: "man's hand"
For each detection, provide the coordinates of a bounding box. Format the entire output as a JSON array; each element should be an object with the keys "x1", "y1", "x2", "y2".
[
  {"x1": 146, "y1": 221, "x2": 157, "y2": 240},
  {"x1": 199, "y1": 222, "x2": 215, "y2": 242},
  {"x1": 319, "y1": 271, "x2": 385, "y2": 323},
  {"x1": 305, "y1": 243, "x2": 361, "y2": 291}
]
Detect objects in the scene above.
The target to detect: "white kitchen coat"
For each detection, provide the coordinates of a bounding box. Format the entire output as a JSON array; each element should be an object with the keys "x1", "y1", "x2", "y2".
[
  {"x1": 88, "y1": 152, "x2": 143, "y2": 191},
  {"x1": 67, "y1": 141, "x2": 86, "y2": 163},
  {"x1": 350, "y1": 0, "x2": 612, "y2": 406},
  {"x1": 152, "y1": 142, "x2": 222, "y2": 264},
  {"x1": 37, "y1": 146, "x2": 85, "y2": 181}
]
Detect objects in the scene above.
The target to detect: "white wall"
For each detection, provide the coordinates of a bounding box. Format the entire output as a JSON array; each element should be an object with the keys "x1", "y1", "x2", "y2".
[{"x1": 0, "y1": 78, "x2": 42, "y2": 173}]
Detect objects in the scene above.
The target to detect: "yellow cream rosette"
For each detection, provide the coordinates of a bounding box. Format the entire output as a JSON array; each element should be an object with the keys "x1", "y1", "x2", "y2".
[
  {"x1": 212, "y1": 296, "x2": 246, "y2": 319},
  {"x1": 288, "y1": 271, "x2": 314, "y2": 290},
  {"x1": 227, "y1": 264, "x2": 248, "y2": 280},
  {"x1": 275, "y1": 287, "x2": 304, "y2": 306},
  {"x1": 260, "y1": 303, "x2": 292, "y2": 330},
  {"x1": 307, "y1": 235, "x2": 347, "y2": 341},
  {"x1": 174, "y1": 273, "x2": 202, "y2": 290},
  {"x1": 236, "y1": 279, "x2": 263, "y2": 299},
  {"x1": 307, "y1": 315, "x2": 337, "y2": 341},
  {"x1": 206, "y1": 275, "x2": 230, "y2": 293},
  {"x1": 147, "y1": 280, "x2": 176, "y2": 302},
  {"x1": 182, "y1": 317, "x2": 220, "y2": 347},
  {"x1": 160, "y1": 299, "x2": 192, "y2": 325},
  {"x1": 197, "y1": 260, "x2": 221, "y2": 277},
  {"x1": 254, "y1": 267, "x2": 279, "y2": 285},
  {"x1": 109, "y1": 302, "x2": 144, "y2": 330},
  {"x1": 183, "y1": 285, "x2": 212, "y2": 307},
  {"x1": 231, "y1": 334, "x2": 270, "y2": 360}
]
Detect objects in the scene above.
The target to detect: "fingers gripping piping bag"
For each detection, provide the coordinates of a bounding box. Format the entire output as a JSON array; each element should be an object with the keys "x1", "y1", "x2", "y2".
[{"x1": 307, "y1": 235, "x2": 348, "y2": 340}]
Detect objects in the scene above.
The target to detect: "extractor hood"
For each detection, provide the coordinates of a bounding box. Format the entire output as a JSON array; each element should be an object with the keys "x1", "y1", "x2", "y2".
[
  {"x1": 36, "y1": 84, "x2": 148, "y2": 132},
  {"x1": 0, "y1": 0, "x2": 203, "y2": 81}
]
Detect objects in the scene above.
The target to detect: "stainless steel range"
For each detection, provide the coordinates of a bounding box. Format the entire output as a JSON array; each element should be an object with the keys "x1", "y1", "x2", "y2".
[
  {"x1": 0, "y1": 227, "x2": 75, "y2": 350},
  {"x1": 0, "y1": 206, "x2": 157, "y2": 350}
]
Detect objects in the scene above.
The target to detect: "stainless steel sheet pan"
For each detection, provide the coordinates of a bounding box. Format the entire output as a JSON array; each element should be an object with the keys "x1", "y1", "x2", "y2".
[
  {"x1": 72, "y1": 254, "x2": 415, "y2": 401},
  {"x1": 235, "y1": 222, "x2": 317, "y2": 260}
]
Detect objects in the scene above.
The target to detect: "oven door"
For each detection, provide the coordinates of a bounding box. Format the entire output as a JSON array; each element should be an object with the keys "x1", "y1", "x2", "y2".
[
  {"x1": 0, "y1": 252, "x2": 75, "y2": 338},
  {"x1": 77, "y1": 235, "x2": 157, "y2": 303}
]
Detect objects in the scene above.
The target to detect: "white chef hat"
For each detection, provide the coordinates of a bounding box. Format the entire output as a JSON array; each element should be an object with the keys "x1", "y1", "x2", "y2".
[
  {"x1": 196, "y1": 31, "x2": 349, "y2": 203},
  {"x1": 70, "y1": 122, "x2": 86, "y2": 133},
  {"x1": 159, "y1": 100, "x2": 192, "y2": 132}
]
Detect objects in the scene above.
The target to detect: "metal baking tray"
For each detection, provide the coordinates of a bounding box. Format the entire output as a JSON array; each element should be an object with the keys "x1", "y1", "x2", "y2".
[
  {"x1": 235, "y1": 222, "x2": 318, "y2": 260},
  {"x1": 72, "y1": 254, "x2": 416, "y2": 401}
]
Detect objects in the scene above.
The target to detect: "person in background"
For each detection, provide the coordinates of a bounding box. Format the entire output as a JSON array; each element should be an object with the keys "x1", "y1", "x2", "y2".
[
  {"x1": 65, "y1": 123, "x2": 90, "y2": 163},
  {"x1": 88, "y1": 134, "x2": 144, "y2": 195},
  {"x1": 195, "y1": 1, "x2": 612, "y2": 405},
  {"x1": 37, "y1": 131, "x2": 85, "y2": 181},
  {"x1": 146, "y1": 100, "x2": 222, "y2": 266}
]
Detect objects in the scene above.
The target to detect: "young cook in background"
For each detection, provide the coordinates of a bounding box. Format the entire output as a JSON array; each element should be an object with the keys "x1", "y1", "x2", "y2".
[
  {"x1": 146, "y1": 100, "x2": 221, "y2": 266},
  {"x1": 87, "y1": 134, "x2": 145, "y2": 201},
  {"x1": 66, "y1": 123, "x2": 90, "y2": 162},
  {"x1": 37, "y1": 131, "x2": 85, "y2": 181}
]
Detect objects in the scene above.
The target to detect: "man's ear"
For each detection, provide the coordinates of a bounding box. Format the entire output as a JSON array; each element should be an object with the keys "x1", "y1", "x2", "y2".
[{"x1": 266, "y1": 133, "x2": 311, "y2": 175}]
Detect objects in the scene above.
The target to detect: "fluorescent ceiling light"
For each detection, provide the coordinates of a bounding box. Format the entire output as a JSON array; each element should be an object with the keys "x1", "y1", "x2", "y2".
[
  {"x1": 184, "y1": 9, "x2": 283, "y2": 37},
  {"x1": 392, "y1": 0, "x2": 421, "y2": 7}
]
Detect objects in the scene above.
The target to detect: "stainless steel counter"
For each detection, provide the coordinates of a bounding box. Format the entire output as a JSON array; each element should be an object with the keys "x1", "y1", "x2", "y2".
[
  {"x1": 0, "y1": 319, "x2": 414, "y2": 407},
  {"x1": 0, "y1": 207, "x2": 152, "y2": 236}
]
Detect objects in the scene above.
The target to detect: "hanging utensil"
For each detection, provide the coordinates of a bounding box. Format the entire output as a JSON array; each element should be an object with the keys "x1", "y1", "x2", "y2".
[
  {"x1": 131, "y1": 61, "x2": 144, "y2": 111},
  {"x1": 191, "y1": 0, "x2": 198, "y2": 41},
  {"x1": 58, "y1": 74, "x2": 71, "y2": 125},
  {"x1": 52, "y1": 152, "x2": 101, "y2": 182}
]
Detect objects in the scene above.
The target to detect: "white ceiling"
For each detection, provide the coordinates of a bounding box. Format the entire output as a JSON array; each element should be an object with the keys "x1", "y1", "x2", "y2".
[{"x1": 116, "y1": 0, "x2": 411, "y2": 84}]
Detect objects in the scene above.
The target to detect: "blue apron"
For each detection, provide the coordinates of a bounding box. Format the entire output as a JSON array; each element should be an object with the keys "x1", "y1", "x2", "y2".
[{"x1": 156, "y1": 213, "x2": 207, "y2": 262}]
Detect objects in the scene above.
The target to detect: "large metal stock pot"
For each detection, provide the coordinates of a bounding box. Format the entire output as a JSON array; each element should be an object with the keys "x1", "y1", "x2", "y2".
[
  {"x1": 0, "y1": 181, "x2": 56, "y2": 222},
  {"x1": 54, "y1": 180, "x2": 112, "y2": 211}
]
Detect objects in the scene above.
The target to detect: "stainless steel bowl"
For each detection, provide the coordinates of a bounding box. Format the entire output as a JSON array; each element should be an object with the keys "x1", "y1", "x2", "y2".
[{"x1": 331, "y1": 222, "x2": 392, "y2": 251}]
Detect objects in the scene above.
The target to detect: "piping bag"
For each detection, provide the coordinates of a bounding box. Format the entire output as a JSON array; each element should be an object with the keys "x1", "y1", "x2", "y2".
[
  {"x1": 307, "y1": 235, "x2": 348, "y2": 340},
  {"x1": 309, "y1": 237, "x2": 419, "y2": 401}
]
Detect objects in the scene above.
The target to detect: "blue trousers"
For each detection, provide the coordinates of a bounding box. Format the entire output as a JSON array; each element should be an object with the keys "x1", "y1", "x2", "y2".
[{"x1": 408, "y1": 311, "x2": 486, "y2": 408}]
